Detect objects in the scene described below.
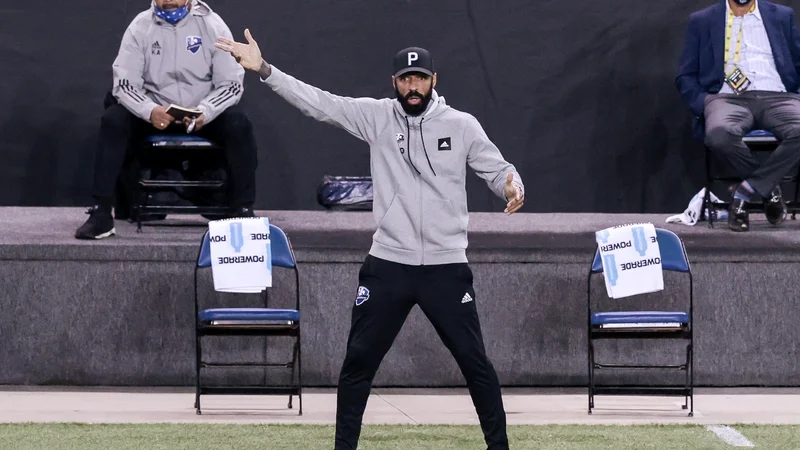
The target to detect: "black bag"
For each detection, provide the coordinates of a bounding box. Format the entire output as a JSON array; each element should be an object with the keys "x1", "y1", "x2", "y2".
[{"x1": 316, "y1": 175, "x2": 373, "y2": 211}]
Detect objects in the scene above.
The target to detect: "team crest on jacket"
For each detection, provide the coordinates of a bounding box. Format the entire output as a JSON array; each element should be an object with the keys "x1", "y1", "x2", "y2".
[
  {"x1": 355, "y1": 286, "x2": 370, "y2": 306},
  {"x1": 186, "y1": 36, "x2": 202, "y2": 54}
]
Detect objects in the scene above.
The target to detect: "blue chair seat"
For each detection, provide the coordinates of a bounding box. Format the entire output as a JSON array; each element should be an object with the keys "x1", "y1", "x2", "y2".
[
  {"x1": 145, "y1": 134, "x2": 215, "y2": 146},
  {"x1": 199, "y1": 308, "x2": 300, "y2": 322},
  {"x1": 743, "y1": 129, "x2": 778, "y2": 143},
  {"x1": 592, "y1": 311, "x2": 688, "y2": 326}
]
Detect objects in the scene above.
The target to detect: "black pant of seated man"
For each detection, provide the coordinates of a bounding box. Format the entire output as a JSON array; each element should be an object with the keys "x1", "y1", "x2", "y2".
[
  {"x1": 75, "y1": 96, "x2": 258, "y2": 240},
  {"x1": 704, "y1": 91, "x2": 800, "y2": 232}
]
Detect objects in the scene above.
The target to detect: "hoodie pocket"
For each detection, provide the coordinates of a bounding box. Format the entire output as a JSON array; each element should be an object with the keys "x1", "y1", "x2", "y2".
[
  {"x1": 374, "y1": 194, "x2": 416, "y2": 250},
  {"x1": 423, "y1": 198, "x2": 467, "y2": 251}
]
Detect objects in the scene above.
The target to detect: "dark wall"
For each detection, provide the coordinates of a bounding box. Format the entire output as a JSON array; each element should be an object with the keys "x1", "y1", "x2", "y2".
[{"x1": 1, "y1": 0, "x2": 797, "y2": 212}]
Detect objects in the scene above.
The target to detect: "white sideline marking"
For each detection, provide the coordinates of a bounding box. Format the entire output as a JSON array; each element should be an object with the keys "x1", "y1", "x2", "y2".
[{"x1": 706, "y1": 425, "x2": 755, "y2": 447}]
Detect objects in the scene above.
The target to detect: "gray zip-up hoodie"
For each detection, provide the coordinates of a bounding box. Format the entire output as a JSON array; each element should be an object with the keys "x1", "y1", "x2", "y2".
[
  {"x1": 263, "y1": 66, "x2": 525, "y2": 266},
  {"x1": 112, "y1": 0, "x2": 244, "y2": 123}
]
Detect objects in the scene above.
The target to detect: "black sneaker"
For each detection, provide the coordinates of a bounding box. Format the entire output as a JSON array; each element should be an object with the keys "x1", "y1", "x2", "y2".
[
  {"x1": 75, "y1": 206, "x2": 116, "y2": 240},
  {"x1": 765, "y1": 186, "x2": 787, "y2": 225},
  {"x1": 728, "y1": 197, "x2": 750, "y2": 232}
]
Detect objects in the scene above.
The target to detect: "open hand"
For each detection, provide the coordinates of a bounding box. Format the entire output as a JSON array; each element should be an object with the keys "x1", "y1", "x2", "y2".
[
  {"x1": 150, "y1": 106, "x2": 175, "y2": 130},
  {"x1": 215, "y1": 29, "x2": 263, "y2": 71},
  {"x1": 503, "y1": 173, "x2": 524, "y2": 215}
]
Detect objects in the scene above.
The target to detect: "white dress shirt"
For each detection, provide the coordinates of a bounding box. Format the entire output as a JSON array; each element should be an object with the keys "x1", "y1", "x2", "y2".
[{"x1": 720, "y1": 0, "x2": 786, "y2": 93}]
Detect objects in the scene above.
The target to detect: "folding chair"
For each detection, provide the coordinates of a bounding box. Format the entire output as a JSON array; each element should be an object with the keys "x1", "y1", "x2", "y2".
[
  {"x1": 193, "y1": 223, "x2": 302, "y2": 415},
  {"x1": 133, "y1": 134, "x2": 229, "y2": 231},
  {"x1": 703, "y1": 129, "x2": 800, "y2": 227},
  {"x1": 587, "y1": 228, "x2": 693, "y2": 416}
]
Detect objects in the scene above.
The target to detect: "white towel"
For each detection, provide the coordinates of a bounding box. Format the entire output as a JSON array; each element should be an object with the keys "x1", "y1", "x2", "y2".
[
  {"x1": 595, "y1": 223, "x2": 663, "y2": 299},
  {"x1": 666, "y1": 188, "x2": 728, "y2": 226},
  {"x1": 208, "y1": 217, "x2": 273, "y2": 293}
]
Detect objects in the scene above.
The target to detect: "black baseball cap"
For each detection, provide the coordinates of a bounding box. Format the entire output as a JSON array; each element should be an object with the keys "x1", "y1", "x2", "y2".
[{"x1": 393, "y1": 47, "x2": 435, "y2": 78}]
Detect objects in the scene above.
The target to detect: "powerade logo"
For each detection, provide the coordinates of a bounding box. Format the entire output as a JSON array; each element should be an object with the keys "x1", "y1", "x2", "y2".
[
  {"x1": 600, "y1": 241, "x2": 631, "y2": 252},
  {"x1": 631, "y1": 226, "x2": 648, "y2": 257},
  {"x1": 209, "y1": 223, "x2": 250, "y2": 252},
  {"x1": 597, "y1": 225, "x2": 660, "y2": 287},
  {"x1": 217, "y1": 255, "x2": 266, "y2": 264},
  {"x1": 208, "y1": 219, "x2": 273, "y2": 269},
  {"x1": 603, "y1": 254, "x2": 619, "y2": 286},
  {"x1": 620, "y1": 258, "x2": 661, "y2": 271},
  {"x1": 229, "y1": 222, "x2": 244, "y2": 253}
]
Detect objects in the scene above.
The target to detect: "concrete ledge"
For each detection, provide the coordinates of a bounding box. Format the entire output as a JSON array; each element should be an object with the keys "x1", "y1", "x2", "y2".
[{"x1": 2, "y1": 208, "x2": 799, "y2": 387}]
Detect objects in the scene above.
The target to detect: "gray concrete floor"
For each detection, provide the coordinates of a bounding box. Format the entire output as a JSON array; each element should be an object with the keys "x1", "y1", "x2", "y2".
[{"x1": 1, "y1": 387, "x2": 798, "y2": 425}]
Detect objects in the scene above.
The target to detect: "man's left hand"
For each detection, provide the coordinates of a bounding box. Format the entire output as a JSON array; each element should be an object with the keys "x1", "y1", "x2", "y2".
[
  {"x1": 503, "y1": 173, "x2": 524, "y2": 215},
  {"x1": 183, "y1": 114, "x2": 205, "y2": 132}
]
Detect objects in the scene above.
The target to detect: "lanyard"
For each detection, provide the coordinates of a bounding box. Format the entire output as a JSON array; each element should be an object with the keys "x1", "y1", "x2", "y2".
[{"x1": 724, "y1": 3, "x2": 756, "y2": 66}]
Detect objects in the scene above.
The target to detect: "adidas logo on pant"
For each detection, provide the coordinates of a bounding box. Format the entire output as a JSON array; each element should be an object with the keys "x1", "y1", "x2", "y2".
[{"x1": 461, "y1": 292, "x2": 473, "y2": 303}]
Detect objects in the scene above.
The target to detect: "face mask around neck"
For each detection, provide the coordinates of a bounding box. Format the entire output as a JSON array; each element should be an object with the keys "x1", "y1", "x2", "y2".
[{"x1": 154, "y1": 4, "x2": 189, "y2": 25}]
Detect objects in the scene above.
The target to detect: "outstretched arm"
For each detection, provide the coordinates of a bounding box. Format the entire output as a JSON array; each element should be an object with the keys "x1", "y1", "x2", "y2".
[
  {"x1": 464, "y1": 116, "x2": 525, "y2": 214},
  {"x1": 215, "y1": 29, "x2": 386, "y2": 143}
]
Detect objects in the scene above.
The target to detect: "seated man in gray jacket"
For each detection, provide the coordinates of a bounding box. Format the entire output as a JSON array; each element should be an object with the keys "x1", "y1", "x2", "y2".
[
  {"x1": 75, "y1": 0, "x2": 257, "y2": 240},
  {"x1": 217, "y1": 30, "x2": 524, "y2": 450}
]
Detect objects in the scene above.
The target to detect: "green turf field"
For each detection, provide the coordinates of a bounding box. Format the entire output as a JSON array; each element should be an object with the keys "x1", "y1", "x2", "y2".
[{"x1": 1, "y1": 424, "x2": 798, "y2": 449}]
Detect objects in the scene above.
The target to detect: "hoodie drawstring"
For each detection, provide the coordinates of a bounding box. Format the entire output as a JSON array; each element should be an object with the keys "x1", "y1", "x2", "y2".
[
  {"x1": 404, "y1": 116, "x2": 421, "y2": 175},
  {"x1": 419, "y1": 118, "x2": 437, "y2": 176},
  {"x1": 403, "y1": 116, "x2": 436, "y2": 176}
]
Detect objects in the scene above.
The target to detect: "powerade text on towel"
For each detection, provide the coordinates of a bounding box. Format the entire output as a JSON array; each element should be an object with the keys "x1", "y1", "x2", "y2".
[
  {"x1": 595, "y1": 223, "x2": 663, "y2": 299},
  {"x1": 208, "y1": 217, "x2": 272, "y2": 293}
]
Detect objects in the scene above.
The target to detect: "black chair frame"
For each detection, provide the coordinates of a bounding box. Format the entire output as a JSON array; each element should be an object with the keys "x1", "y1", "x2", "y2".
[
  {"x1": 192, "y1": 231, "x2": 302, "y2": 416},
  {"x1": 703, "y1": 135, "x2": 800, "y2": 227},
  {"x1": 134, "y1": 139, "x2": 230, "y2": 232},
  {"x1": 587, "y1": 235, "x2": 694, "y2": 417}
]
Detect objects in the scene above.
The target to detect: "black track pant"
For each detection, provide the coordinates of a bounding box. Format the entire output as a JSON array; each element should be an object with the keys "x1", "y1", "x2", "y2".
[{"x1": 334, "y1": 255, "x2": 508, "y2": 450}]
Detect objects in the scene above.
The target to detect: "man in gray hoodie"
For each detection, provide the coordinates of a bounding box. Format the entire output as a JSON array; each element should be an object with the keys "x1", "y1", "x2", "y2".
[
  {"x1": 75, "y1": 0, "x2": 258, "y2": 240},
  {"x1": 217, "y1": 30, "x2": 524, "y2": 450}
]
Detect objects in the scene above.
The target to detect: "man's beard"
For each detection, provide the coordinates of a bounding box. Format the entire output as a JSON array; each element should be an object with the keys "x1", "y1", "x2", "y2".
[{"x1": 396, "y1": 88, "x2": 433, "y2": 116}]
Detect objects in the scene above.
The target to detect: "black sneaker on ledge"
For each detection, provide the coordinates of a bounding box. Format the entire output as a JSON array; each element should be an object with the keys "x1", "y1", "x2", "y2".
[{"x1": 75, "y1": 205, "x2": 116, "y2": 240}]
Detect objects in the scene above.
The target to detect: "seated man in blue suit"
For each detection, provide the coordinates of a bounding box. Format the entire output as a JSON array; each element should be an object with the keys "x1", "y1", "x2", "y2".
[{"x1": 676, "y1": 0, "x2": 800, "y2": 232}]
